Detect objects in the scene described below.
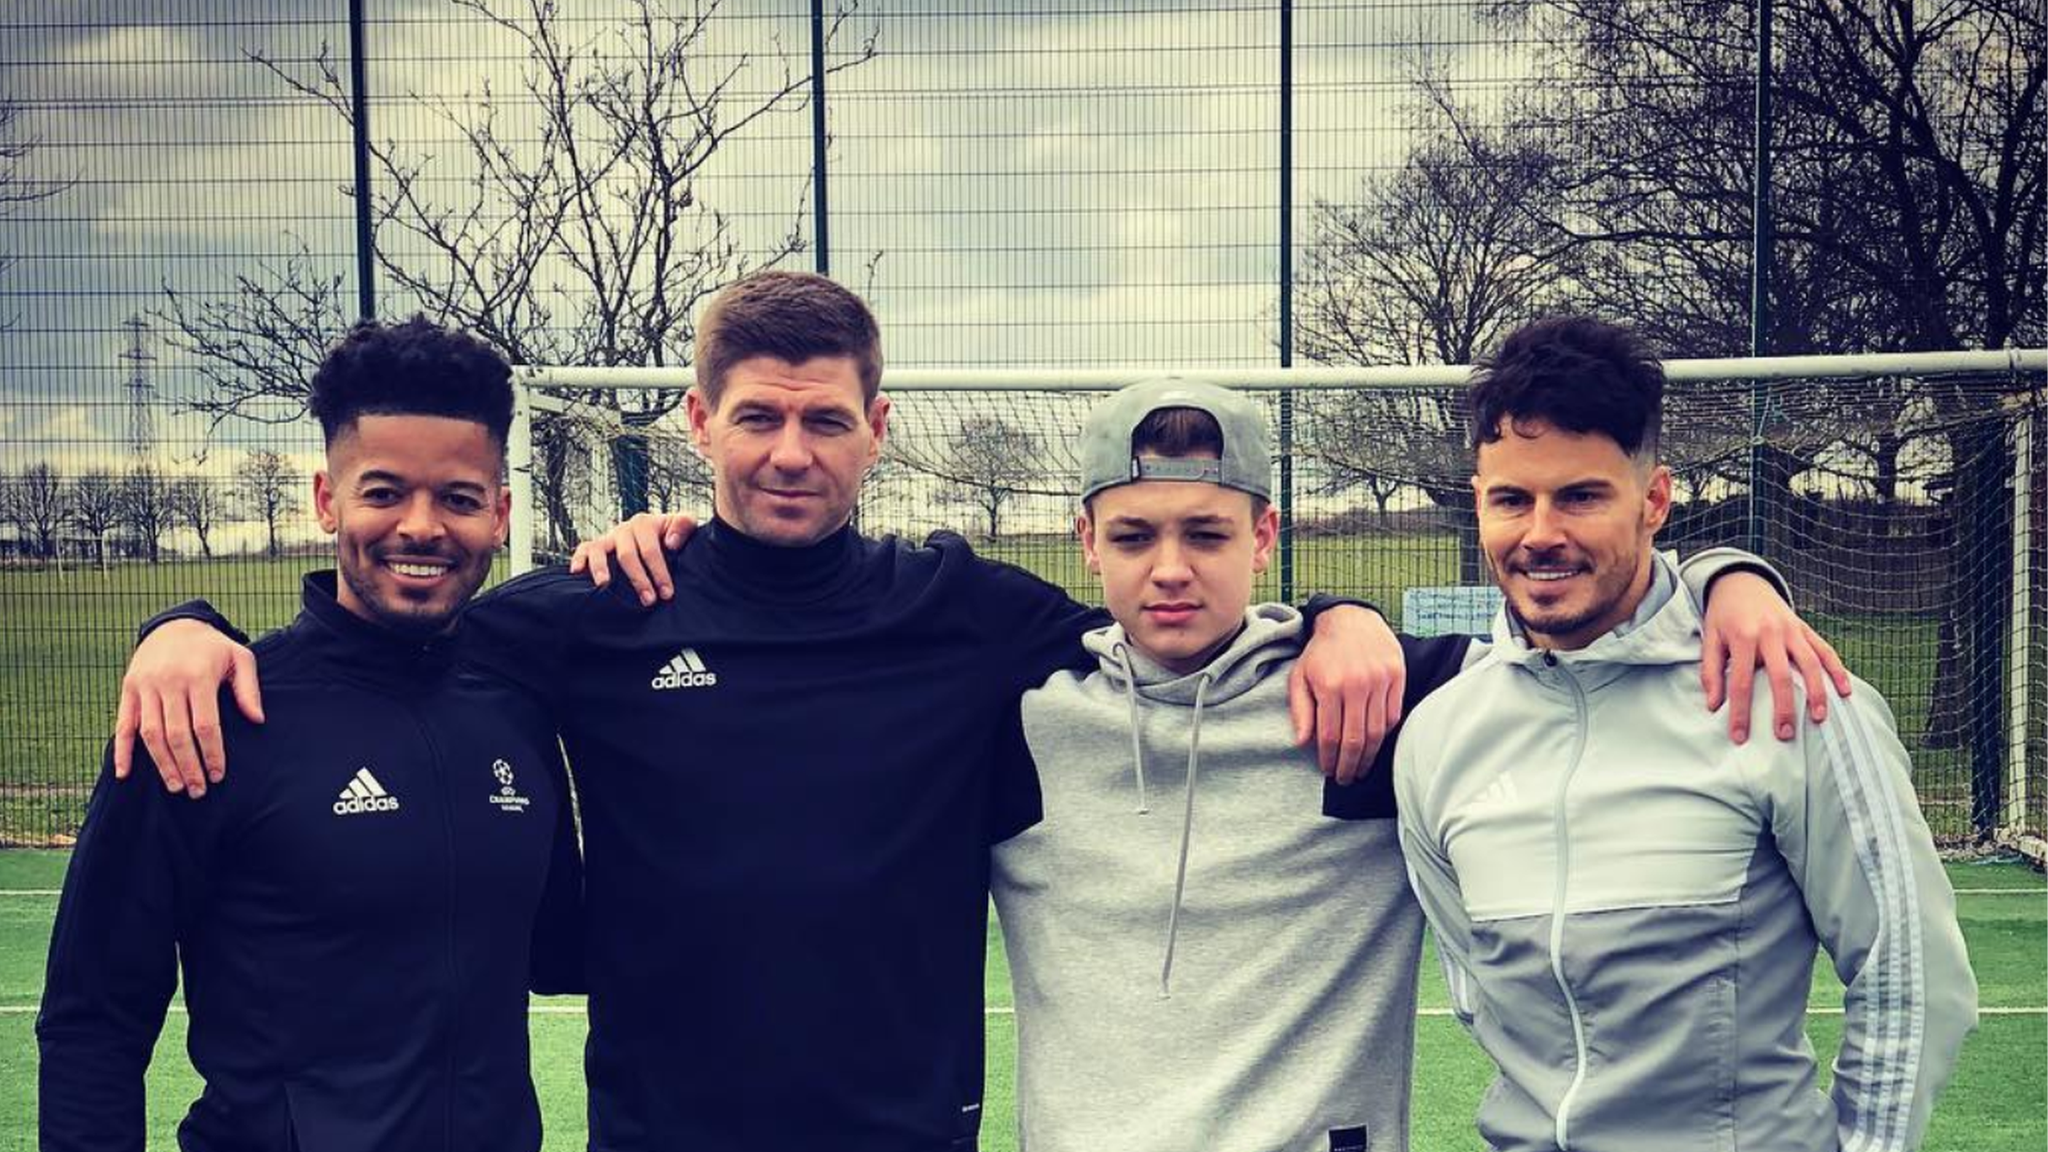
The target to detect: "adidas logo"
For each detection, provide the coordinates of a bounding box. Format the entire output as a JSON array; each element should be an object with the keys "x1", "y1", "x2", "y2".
[
  {"x1": 333, "y1": 767, "x2": 402, "y2": 816},
  {"x1": 651, "y1": 648, "x2": 718, "y2": 690},
  {"x1": 1467, "y1": 771, "x2": 1521, "y2": 814}
]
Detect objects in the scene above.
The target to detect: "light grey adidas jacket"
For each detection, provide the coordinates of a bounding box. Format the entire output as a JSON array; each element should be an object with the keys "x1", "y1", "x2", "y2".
[
  {"x1": 1394, "y1": 553, "x2": 1977, "y2": 1152},
  {"x1": 992, "y1": 605, "x2": 1428, "y2": 1152}
]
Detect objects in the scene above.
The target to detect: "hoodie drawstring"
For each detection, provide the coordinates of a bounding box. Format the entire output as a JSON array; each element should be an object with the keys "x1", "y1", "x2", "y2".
[
  {"x1": 1159, "y1": 672, "x2": 1213, "y2": 998},
  {"x1": 1112, "y1": 643, "x2": 1150, "y2": 814}
]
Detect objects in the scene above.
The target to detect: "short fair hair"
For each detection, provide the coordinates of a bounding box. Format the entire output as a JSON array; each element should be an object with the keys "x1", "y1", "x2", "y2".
[{"x1": 694, "y1": 271, "x2": 883, "y2": 407}]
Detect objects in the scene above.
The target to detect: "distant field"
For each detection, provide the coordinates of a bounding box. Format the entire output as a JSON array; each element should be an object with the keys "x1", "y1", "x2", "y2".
[
  {"x1": 0, "y1": 851, "x2": 2040, "y2": 1152},
  {"x1": 1, "y1": 537, "x2": 1996, "y2": 844}
]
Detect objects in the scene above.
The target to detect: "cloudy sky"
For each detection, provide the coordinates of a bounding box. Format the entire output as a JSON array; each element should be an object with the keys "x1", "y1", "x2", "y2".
[{"x1": 0, "y1": 0, "x2": 1510, "y2": 540}]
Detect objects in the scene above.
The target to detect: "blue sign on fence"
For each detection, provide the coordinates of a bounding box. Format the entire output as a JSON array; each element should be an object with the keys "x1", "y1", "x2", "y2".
[{"x1": 1401, "y1": 585, "x2": 1504, "y2": 639}]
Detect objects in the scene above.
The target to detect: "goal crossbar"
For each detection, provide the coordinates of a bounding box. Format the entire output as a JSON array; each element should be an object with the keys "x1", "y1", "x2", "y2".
[{"x1": 513, "y1": 348, "x2": 2045, "y2": 394}]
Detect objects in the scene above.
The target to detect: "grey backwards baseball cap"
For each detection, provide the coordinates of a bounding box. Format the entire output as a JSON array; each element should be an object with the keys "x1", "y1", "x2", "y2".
[{"x1": 1078, "y1": 377, "x2": 1273, "y2": 502}]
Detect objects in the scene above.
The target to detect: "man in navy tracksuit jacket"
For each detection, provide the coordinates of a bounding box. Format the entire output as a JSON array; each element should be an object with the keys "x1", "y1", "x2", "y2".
[{"x1": 38, "y1": 320, "x2": 581, "y2": 1152}]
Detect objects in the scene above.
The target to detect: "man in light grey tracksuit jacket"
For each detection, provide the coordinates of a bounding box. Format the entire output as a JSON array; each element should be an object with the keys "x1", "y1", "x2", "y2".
[
  {"x1": 1395, "y1": 317, "x2": 1976, "y2": 1152},
  {"x1": 990, "y1": 376, "x2": 1830, "y2": 1152}
]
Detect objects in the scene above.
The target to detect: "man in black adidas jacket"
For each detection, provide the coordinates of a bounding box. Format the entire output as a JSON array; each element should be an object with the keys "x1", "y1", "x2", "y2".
[
  {"x1": 115, "y1": 274, "x2": 1844, "y2": 1152},
  {"x1": 38, "y1": 319, "x2": 582, "y2": 1152}
]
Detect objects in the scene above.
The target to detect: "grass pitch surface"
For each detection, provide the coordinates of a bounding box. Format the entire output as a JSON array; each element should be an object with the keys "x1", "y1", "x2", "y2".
[{"x1": 0, "y1": 851, "x2": 2038, "y2": 1151}]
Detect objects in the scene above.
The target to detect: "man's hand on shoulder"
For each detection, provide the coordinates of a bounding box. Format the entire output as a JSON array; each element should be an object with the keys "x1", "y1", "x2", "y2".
[
  {"x1": 568, "y1": 512, "x2": 697, "y2": 606},
  {"x1": 114, "y1": 618, "x2": 264, "y2": 798},
  {"x1": 1699, "y1": 569, "x2": 1851, "y2": 744},
  {"x1": 1291, "y1": 605, "x2": 1406, "y2": 785}
]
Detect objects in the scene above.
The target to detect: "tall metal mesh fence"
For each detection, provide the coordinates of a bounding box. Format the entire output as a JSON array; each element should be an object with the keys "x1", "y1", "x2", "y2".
[{"x1": 0, "y1": 2, "x2": 2042, "y2": 846}]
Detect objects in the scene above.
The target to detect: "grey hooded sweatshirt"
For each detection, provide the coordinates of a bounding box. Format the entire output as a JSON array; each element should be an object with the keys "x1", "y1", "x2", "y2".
[
  {"x1": 1394, "y1": 552, "x2": 1978, "y2": 1152},
  {"x1": 991, "y1": 604, "x2": 1471, "y2": 1152}
]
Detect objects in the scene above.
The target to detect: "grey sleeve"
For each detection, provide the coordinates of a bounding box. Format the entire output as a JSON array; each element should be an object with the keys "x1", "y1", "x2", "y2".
[
  {"x1": 1765, "y1": 683, "x2": 1977, "y2": 1151},
  {"x1": 1394, "y1": 738, "x2": 1481, "y2": 1028}
]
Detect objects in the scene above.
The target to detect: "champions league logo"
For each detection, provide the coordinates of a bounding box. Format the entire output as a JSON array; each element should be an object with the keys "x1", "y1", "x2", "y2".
[{"x1": 489, "y1": 758, "x2": 531, "y2": 813}]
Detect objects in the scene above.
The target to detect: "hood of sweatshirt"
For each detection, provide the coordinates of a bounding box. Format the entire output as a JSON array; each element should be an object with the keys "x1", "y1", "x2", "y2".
[
  {"x1": 1081, "y1": 602, "x2": 1305, "y2": 704},
  {"x1": 1078, "y1": 603, "x2": 1306, "y2": 996}
]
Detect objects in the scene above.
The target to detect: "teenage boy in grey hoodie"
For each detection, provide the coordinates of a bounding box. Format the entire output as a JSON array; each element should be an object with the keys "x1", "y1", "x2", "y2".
[{"x1": 987, "y1": 377, "x2": 1807, "y2": 1152}]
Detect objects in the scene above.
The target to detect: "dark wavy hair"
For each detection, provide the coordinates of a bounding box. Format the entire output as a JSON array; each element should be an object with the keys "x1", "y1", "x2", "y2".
[
  {"x1": 1468, "y1": 316, "x2": 1664, "y2": 460},
  {"x1": 308, "y1": 316, "x2": 514, "y2": 452}
]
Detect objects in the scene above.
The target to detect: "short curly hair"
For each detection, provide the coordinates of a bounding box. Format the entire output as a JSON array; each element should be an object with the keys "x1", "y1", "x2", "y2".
[
  {"x1": 308, "y1": 316, "x2": 514, "y2": 452},
  {"x1": 1468, "y1": 316, "x2": 1663, "y2": 460}
]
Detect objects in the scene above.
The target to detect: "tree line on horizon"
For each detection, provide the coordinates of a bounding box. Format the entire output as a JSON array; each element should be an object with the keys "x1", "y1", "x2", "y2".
[{"x1": 0, "y1": 451, "x2": 301, "y2": 566}]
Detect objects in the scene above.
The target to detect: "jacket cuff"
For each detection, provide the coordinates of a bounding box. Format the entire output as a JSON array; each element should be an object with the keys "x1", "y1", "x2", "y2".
[
  {"x1": 1678, "y1": 547, "x2": 1792, "y2": 610},
  {"x1": 137, "y1": 599, "x2": 249, "y2": 648},
  {"x1": 1299, "y1": 593, "x2": 1386, "y2": 628}
]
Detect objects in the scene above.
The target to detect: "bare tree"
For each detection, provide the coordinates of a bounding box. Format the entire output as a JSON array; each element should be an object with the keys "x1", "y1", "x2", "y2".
[
  {"x1": 1290, "y1": 102, "x2": 1581, "y2": 578},
  {"x1": 927, "y1": 416, "x2": 1048, "y2": 540},
  {"x1": 168, "y1": 475, "x2": 229, "y2": 558},
  {"x1": 166, "y1": 0, "x2": 877, "y2": 553},
  {"x1": 119, "y1": 465, "x2": 176, "y2": 564},
  {"x1": 0, "y1": 462, "x2": 70, "y2": 560},
  {"x1": 0, "y1": 92, "x2": 72, "y2": 328},
  {"x1": 1295, "y1": 128, "x2": 1575, "y2": 369},
  {"x1": 68, "y1": 470, "x2": 122, "y2": 570},
  {"x1": 161, "y1": 246, "x2": 352, "y2": 433},
  {"x1": 1482, "y1": 0, "x2": 2044, "y2": 769},
  {"x1": 644, "y1": 431, "x2": 714, "y2": 514},
  {"x1": 236, "y1": 450, "x2": 300, "y2": 558}
]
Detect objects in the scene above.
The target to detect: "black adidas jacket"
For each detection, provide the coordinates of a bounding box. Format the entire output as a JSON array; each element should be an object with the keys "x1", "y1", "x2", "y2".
[{"x1": 37, "y1": 572, "x2": 582, "y2": 1152}]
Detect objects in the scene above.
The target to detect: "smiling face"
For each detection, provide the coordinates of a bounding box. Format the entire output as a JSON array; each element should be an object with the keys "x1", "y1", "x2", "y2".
[
  {"x1": 1473, "y1": 417, "x2": 1672, "y2": 651},
  {"x1": 688, "y1": 354, "x2": 889, "y2": 548},
  {"x1": 1079, "y1": 470, "x2": 1277, "y2": 674},
  {"x1": 314, "y1": 413, "x2": 509, "y2": 635}
]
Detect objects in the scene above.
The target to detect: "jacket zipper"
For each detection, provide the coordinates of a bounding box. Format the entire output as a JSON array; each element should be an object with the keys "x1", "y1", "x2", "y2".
[
  {"x1": 407, "y1": 701, "x2": 461, "y2": 1152},
  {"x1": 1545, "y1": 652, "x2": 1592, "y2": 1151}
]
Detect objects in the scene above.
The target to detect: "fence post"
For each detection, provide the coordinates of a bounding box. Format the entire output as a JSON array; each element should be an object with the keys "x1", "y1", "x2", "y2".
[
  {"x1": 348, "y1": 0, "x2": 376, "y2": 321},
  {"x1": 1746, "y1": 0, "x2": 1774, "y2": 554},
  {"x1": 2010, "y1": 398, "x2": 2039, "y2": 844},
  {"x1": 811, "y1": 0, "x2": 830, "y2": 277},
  {"x1": 1276, "y1": 0, "x2": 1295, "y2": 603}
]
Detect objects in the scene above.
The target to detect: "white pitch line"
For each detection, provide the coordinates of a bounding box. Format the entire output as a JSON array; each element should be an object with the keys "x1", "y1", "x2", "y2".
[
  {"x1": 1950, "y1": 888, "x2": 2047, "y2": 896},
  {"x1": 1, "y1": 1005, "x2": 2045, "y2": 1018},
  {"x1": 0, "y1": 880, "x2": 2013, "y2": 897}
]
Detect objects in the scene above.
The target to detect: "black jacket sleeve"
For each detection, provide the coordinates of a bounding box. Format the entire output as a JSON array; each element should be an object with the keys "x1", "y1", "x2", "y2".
[
  {"x1": 457, "y1": 573, "x2": 587, "y2": 712},
  {"x1": 137, "y1": 597, "x2": 249, "y2": 646},
  {"x1": 1322, "y1": 633, "x2": 1472, "y2": 819},
  {"x1": 37, "y1": 748, "x2": 222, "y2": 1152}
]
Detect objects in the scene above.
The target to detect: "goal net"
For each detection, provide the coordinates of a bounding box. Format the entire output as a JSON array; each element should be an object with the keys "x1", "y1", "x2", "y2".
[{"x1": 515, "y1": 352, "x2": 2047, "y2": 858}]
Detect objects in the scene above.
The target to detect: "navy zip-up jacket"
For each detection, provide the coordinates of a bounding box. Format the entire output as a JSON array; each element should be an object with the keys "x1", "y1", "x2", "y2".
[
  {"x1": 462, "y1": 522, "x2": 1092, "y2": 1152},
  {"x1": 37, "y1": 572, "x2": 582, "y2": 1152}
]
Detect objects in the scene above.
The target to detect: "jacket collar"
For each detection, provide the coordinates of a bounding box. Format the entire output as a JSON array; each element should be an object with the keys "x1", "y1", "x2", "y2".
[
  {"x1": 1488, "y1": 550, "x2": 1701, "y2": 682},
  {"x1": 292, "y1": 570, "x2": 459, "y2": 684},
  {"x1": 688, "y1": 517, "x2": 865, "y2": 603}
]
